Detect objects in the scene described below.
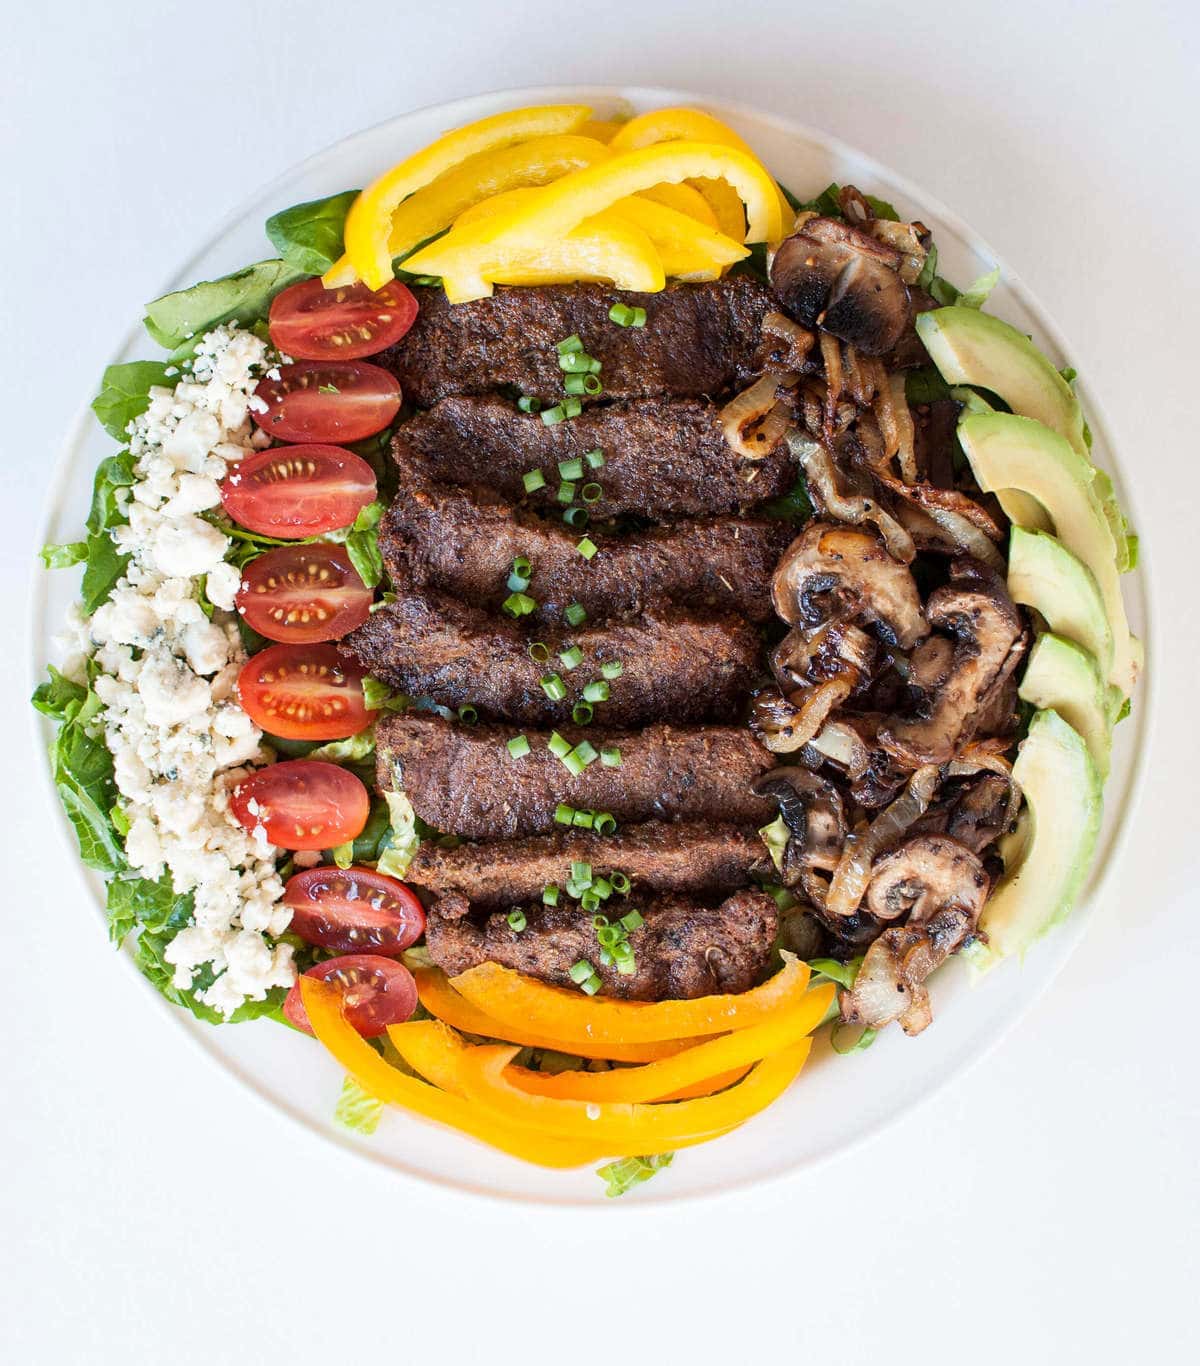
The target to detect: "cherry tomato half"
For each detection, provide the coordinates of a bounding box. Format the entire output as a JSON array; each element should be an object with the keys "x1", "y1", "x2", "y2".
[
  {"x1": 230, "y1": 759, "x2": 369, "y2": 850},
  {"x1": 268, "y1": 278, "x2": 419, "y2": 361},
  {"x1": 236, "y1": 544, "x2": 373, "y2": 644},
  {"x1": 220, "y1": 445, "x2": 376, "y2": 538},
  {"x1": 252, "y1": 360, "x2": 401, "y2": 444},
  {"x1": 237, "y1": 643, "x2": 370, "y2": 741},
  {"x1": 283, "y1": 866, "x2": 426, "y2": 956},
  {"x1": 283, "y1": 955, "x2": 418, "y2": 1038}
]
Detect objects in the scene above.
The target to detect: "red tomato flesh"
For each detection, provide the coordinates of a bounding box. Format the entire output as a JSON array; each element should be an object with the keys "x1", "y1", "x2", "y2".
[
  {"x1": 268, "y1": 277, "x2": 418, "y2": 361},
  {"x1": 283, "y1": 955, "x2": 418, "y2": 1038},
  {"x1": 284, "y1": 866, "x2": 425, "y2": 956},
  {"x1": 230, "y1": 759, "x2": 369, "y2": 850},
  {"x1": 236, "y1": 544, "x2": 373, "y2": 644},
  {"x1": 237, "y1": 643, "x2": 370, "y2": 741},
  {"x1": 220, "y1": 445, "x2": 376, "y2": 538},
  {"x1": 253, "y1": 360, "x2": 401, "y2": 444}
]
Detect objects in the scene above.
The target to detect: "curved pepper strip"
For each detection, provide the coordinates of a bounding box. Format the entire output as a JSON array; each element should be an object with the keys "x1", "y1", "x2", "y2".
[
  {"x1": 605, "y1": 197, "x2": 747, "y2": 279},
  {"x1": 329, "y1": 103, "x2": 592, "y2": 290},
  {"x1": 298, "y1": 977, "x2": 606, "y2": 1169},
  {"x1": 456, "y1": 1040, "x2": 813, "y2": 1153},
  {"x1": 412, "y1": 966, "x2": 692, "y2": 1062},
  {"x1": 385, "y1": 134, "x2": 611, "y2": 261},
  {"x1": 638, "y1": 182, "x2": 720, "y2": 228},
  {"x1": 450, "y1": 956, "x2": 811, "y2": 1044}
]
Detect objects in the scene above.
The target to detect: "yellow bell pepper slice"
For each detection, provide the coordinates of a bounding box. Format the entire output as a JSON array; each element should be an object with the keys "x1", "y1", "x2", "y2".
[
  {"x1": 332, "y1": 103, "x2": 593, "y2": 290},
  {"x1": 578, "y1": 118, "x2": 624, "y2": 143},
  {"x1": 691, "y1": 179, "x2": 751, "y2": 240},
  {"x1": 385, "y1": 134, "x2": 611, "y2": 262},
  {"x1": 412, "y1": 966, "x2": 692, "y2": 1062},
  {"x1": 610, "y1": 106, "x2": 794, "y2": 229},
  {"x1": 605, "y1": 196, "x2": 747, "y2": 280},
  {"x1": 456, "y1": 1040, "x2": 813, "y2": 1153},
  {"x1": 638, "y1": 182, "x2": 719, "y2": 228},
  {"x1": 298, "y1": 977, "x2": 605, "y2": 1168},
  {"x1": 450, "y1": 956, "x2": 811, "y2": 1045}
]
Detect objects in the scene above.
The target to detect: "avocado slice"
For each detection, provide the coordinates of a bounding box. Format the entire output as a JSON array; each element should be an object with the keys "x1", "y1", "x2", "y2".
[
  {"x1": 973, "y1": 708, "x2": 1103, "y2": 966},
  {"x1": 1018, "y1": 634, "x2": 1111, "y2": 778},
  {"x1": 1007, "y1": 527, "x2": 1113, "y2": 681},
  {"x1": 957, "y1": 412, "x2": 1140, "y2": 696}
]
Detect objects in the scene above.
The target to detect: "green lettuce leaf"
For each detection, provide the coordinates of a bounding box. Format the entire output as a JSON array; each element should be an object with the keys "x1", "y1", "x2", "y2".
[
  {"x1": 343, "y1": 500, "x2": 386, "y2": 589},
  {"x1": 378, "y1": 790, "x2": 420, "y2": 877},
  {"x1": 265, "y1": 190, "x2": 359, "y2": 276},
  {"x1": 596, "y1": 1152, "x2": 674, "y2": 1198},
  {"x1": 91, "y1": 361, "x2": 174, "y2": 440},
  {"x1": 144, "y1": 259, "x2": 305, "y2": 356},
  {"x1": 40, "y1": 542, "x2": 88, "y2": 569},
  {"x1": 957, "y1": 265, "x2": 1001, "y2": 310},
  {"x1": 758, "y1": 815, "x2": 789, "y2": 873},
  {"x1": 334, "y1": 1075, "x2": 384, "y2": 1134}
]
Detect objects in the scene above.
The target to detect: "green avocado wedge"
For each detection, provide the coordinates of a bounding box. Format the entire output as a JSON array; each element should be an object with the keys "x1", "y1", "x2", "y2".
[
  {"x1": 957, "y1": 412, "x2": 1140, "y2": 697},
  {"x1": 972, "y1": 709, "x2": 1103, "y2": 968},
  {"x1": 1018, "y1": 634, "x2": 1111, "y2": 778},
  {"x1": 1007, "y1": 528, "x2": 1113, "y2": 682}
]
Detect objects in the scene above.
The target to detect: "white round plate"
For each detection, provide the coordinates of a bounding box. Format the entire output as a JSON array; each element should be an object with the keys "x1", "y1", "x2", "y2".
[{"x1": 32, "y1": 85, "x2": 1151, "y2": 1206}]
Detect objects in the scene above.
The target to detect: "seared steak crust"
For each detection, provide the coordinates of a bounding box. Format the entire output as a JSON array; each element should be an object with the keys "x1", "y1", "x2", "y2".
[
  {"x1": 396, "y1": 394, "x2": 793, "y2": 518},
  {"x1": 381, "y1": 280, "x2": 774, "y2": 407},
  {"x1": 426, "y1": 890, "x2": 778, "y2": 1000},
  {"x1": 341, "y1": 591, "x2": 761, "y2": 727},
  {"x1": 376, "y1": 714, "x2": 776, "y2": 840}
]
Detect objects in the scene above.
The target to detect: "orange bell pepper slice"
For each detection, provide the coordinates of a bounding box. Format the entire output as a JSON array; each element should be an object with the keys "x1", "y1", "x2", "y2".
[
  {"x1": 456, "y1": 1039, "x2": 813, "y2": 1153},
  {"x1": 298, "y1": 977, "x2": 605, "y2": 1169},
  {"x1": 450, "y1": 955, "x2": 811, "y2": 1044},
  {"x1": 412, "y1": 966, "x2": 692, "y2": 1062}
]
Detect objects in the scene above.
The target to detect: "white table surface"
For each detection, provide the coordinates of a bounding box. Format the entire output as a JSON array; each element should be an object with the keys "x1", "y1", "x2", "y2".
[{"x1": 3, "y1": 1, "x2": 1197, "y2": 1360}]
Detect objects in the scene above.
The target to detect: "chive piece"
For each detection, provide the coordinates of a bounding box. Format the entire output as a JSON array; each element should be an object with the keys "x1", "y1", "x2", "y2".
[
  {"x1": 584, "y1": 447, "x2": 605, "y2": 469},
  {"x1": 572, "y1": 740, "x2": 599, "y2": 766},
  {"x1": 528, "y1": 641, "x2": 550, "y2": 663},
  {"x1": 522, "y1": 467, "x2": 546, "y2": 493},
  {"x1": 502, "y1": 591, "x2": 536, "y2": 617},
  {"x1": 572, "y1": 861, "x2": 593, "y2": 884},
  {"x1": 562, "y1": 750, "x2": 587, "y2": 778},
  {"x1": 568, "y1": 959, "x2": 593, "y2": 984},
  {"x1": 507, "y1": 734, "x2": 530, "y2": 759},
  {"x1": 559, "y1": 645, "x2": 583, "y2": 670},
  {"x1": 600, "y1": 745, "x2": 622, "y2": 767},
  {"x1": 553, "y1": 805, "x2": 574, "y2": 826},
  {"x1": 564, "y1": 373, "x2": 603, "y2": 396},
  {"x1": 507, "y1": 556, "x2": 531, "y2": 591},
  {"x1": 580, "y1": 973, "x2": 602, "y2": 996},
  {"x1": 593, "y1": 812, "x2": 617, "y2": 836},
  {"x1": 558, "y1": 350, "x2": 597, "y2": 373},
  {"x1": 540, "y1": 673, "x2": 567, "y2": 702},
  {"x1": 548, "y1": 731, "x2": 571, "y2": 758},
  {"x1": 580, "y1": 482, "x2": 602, "y2": 504},
  {"x1": 562, "y1": 506, "x2": 590, "y2": 529},
  {"x1": 609, "y1": 303, "x2": 646, "y2": 327},
  {"x1": 572, "y1": 808, "x2": 595, "y2": 829},
  {"x1": 566, "y1": 878, "x2": 589, "y2": 899},
  {"x1": 592, "y1": 911, "x2": 609, "y2": 929},
  {"x1": 611, "y1": 871, "x2": 631, "y2": 894},
  {"x1": 543, "y1": 883, "x2": 560, "y2": 905},
  {"x1": 576, "y1": 536, "x2": 598, "y2": 559},
  {"x1": 571, "y1": 701, "x2": 594, "y2": 725},
  {"x1": 582, "y1": 680, "x2": 609, "y2": 704},
  {"x1": 620, "y1": 909, "x2": 644, "y2": 932},
  {"x1": 562, "y1": 396, "x2": 583, "y2": 418},
  {"x1": 564, "y1": 601, "x2": 587, "y2": 627},
  {"x1": 592, "y1": 876, "x2": 612, "y2": 899},
  {"x1": 558, "y1": 457, "x2": 584, "y2": 481},
  {"x1": 600, "y1": 660, "x2": 623, "y2": 679},
  {"x1": 598, "y1": 947, "x2": 613, "y2": 968},
  {"x1": 458, "y1": 704, "x2": 478, "y2": 723},
  {"x1": 507, "y1": 908, "x2": 527, "y2": 932},
  {"x1": 541, "y1": 403, "x2": 567, "y2": 425},
  {"x1": 556, "y1": 334, "x2": 584, "y2": 355},
  {"x1": 557, "y1": 480, "x2": 577, "y2": 505},
  {"x1": 517, "y1": 396, "x2": 543, "y2": 414}
]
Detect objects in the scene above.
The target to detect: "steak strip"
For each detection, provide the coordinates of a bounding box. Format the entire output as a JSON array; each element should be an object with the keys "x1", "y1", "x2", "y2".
[
  {"x1": 396, "y1": 395, "x2": 794, "y2": 518},
  {"x1": 381, "y1": 279, "x2": 774, "y2": 407},
  {"x1": 408, "y1": 820, "x2": 770, "y2": 909},
  {"x1": 342, "y1": 591, "x2": 761, "y2": 727},
  {"x1": 376, "y1": 714, "x2": 776, "y2": 840},
  {"x1": 380, "y1": 468, "x2": 790, "y2": 624},
  {"x1": 426, "y1": 890, "x2": 778, "y2": 1001}
]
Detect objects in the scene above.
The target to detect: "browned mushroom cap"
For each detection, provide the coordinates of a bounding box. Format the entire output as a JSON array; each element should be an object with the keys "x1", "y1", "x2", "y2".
[
  {"x1": 864, "y1": 834, "x2": 989, "y2": 923},
  {"x1": 878, "y1": 559, "x2": 1026, "y2": 765},
  {"x1": 772, "y1": 522, "x2": 927, "y2": 649},
  {"x1": 752, "y1": 766, "x2": 847, "y2": 881},
  {"x1": 770, "y1": 217, "x2": 912, "y2": 355}
]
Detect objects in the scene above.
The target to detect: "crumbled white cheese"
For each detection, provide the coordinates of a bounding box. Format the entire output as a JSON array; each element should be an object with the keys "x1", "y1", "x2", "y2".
[{"x1": 74, "y1": 324, "x2": 296, "y2": 1016}]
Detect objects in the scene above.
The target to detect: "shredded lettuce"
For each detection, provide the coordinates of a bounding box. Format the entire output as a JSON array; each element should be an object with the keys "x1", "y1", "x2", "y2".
[
  {"x1": 758, "y1": 815, "x2": 789, "y2": 873},
  {"x1": 307, "y1": 727, "x2": 377, "y2": 764},
  {"x1": 333, "y1": 1075, "x2": 384, "y2": 1135},
  {"x1": 596, "y1": 1152, "x2": 675, "y2": 1198},
  {"x1": 957, "y1": 266, "x2": 1001, "y2": 310},
  {"x1": 362, "y1": 676, "x2": 407, "y2": 712},
  {"x1": 378, "y1": 790, "x2": 421, "y2": 877},
  {"x1": 265, "y1": 190, "x2": 359, "y2": 276}
]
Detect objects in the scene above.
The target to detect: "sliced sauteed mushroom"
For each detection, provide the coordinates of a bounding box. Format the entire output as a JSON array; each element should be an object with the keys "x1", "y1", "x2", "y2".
[
  {"x1": 770, "y1": 217, "x2": 913, "y2": 355},
  {"x1": 772, "y1": 619, "x2": 875, "y2": 691},
  {"x1": 864, "y1": 833, "x2": 989, "y2": 922},
  {"x1": 752, "y1": 766, "x2": 846, "y2": 883}
]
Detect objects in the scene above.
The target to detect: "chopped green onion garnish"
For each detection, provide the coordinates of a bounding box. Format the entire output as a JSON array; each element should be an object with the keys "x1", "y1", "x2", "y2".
[
  {"x1": 564, "y1": 373, "x2": 603, "y2": 396},
  {"x1": 571, "y1": 702, "x2": 594, "y2": 725},
  {"x1": 566, "y1": 878, "x2": 590, "y2": 899},
  {"x1": 507, "y1": 909, "x2": 527, "y2": 932},
  {"x1": 584, "y1": 447, "x2": 605, "y2": 468},
  {"x1": 458, "y1": 704, "x2": 478, "y2": 723},
  {"x1": 557, "y1": 480, "x2": 577, "y2": 504},
  {"x1": 540, "y1": 673, "x2": 567, "y2": 702},
  {"x1": 612, "y1": 948, "x2": 636, "y2": 976},
  {"x1": 596, "y1": 921, "x2": 618, "y2": 944},
  {"x1": 507, "y1": 555, "x2": 532, "y2": 591},
  {"x1": 611, "y1": 871, "x2": 631, "y2": 894},
  {"x1": 568, "y1": 959, "x2": 594, "y2": 984},
  {"x1": 600, "y1": 660, "x2": 623, "y2": 679},
  {"x1": 562, "y1": 750, "x2": 588, "y2": 777},
  {"x1": 582, "y1": 680, "x2": 610, "y2": 703},
  {"x1": 559, "y1": 645, "x2": 583, "y2": 670},
  {"x1": 522, "y1": 467, "x2": 546, "y2": 493},
  {"x1": 556, "y1": 334, "x2": 584, "y2": 355},
  {"x1": 563, "y1": 506, "x2": 590, "y2": 529},
  {"x1": 572, "y1": 740, "x2": 598, "y2": 766},
  {"x1": 528, "y1": 641, "x2": 550, "y2": 663},
  {"x1": 558, "y1": 458, "x2": 584, "y2": 480},
  {"x1": 511, "y1": 554, "x2": 531, "y2": 579},
  {"x1": 592, "y1": 877, "x2": 612, "y2": 899},
  {"x1": 503, "y1": 592, "x2": 536, "y2": 617},
  {"x1": 572, "y1": 861, "x2": 593, "y2": 883},
  {"x1": 541, "y1": 404, "x2": 568, "y2": 425},
  {"x1": 577, "y1": 537, "x2": 598, "y2": 559},
  {"x1": 609, "y1": 303, "x2": 646, "y2": 327},
  {"x1": 581, "y1": 482, "x2": 602, "y2": 504},
  {"x1": 507, "y1": 734, "x2": 530, "y2": 759},
  {"x1": 558, "y1": 350, "x2": 598, "y2": 373},
  {"x1": 620, "y1": 909, "x2": 644, "y2": 932},
  {"x1": 598, "y1": 947, "x2": 613, "y2": 967},
  {"x1": 580, "y1": 972, "x2": 602, "y2": 996},
  {"x1": 572, "y1": 808, "x2": 595, "y2": 829},
  {"x1": 554, "y1": 805, "x2": 575, "y2": 826},
  {"x1": 562, "y1": 396, "x2": 582, "y2": 418},
  {"x1": 548, "y1": 731, "x2": 571, "y2": 758},
  {"x1": 600, "y1": 745, "x2": 622, "y2": 768},
  {"x1": 517, "y1": 396, "x2": 543, "y2": 414},
  {"x1": 593, "y1": 812, "x2": 617, "y2": 836},
  {"x1": 543, "y1": 883, "x2": 560, "y2": 905},
  {"x1": 564, "y1": 602, "x2": 587, "y2": 627}
]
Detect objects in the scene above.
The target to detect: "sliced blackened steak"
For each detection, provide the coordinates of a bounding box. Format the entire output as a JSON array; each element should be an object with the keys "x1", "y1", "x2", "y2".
[
  {"x1": 396, "y1": 395, "x2": 793, "y2": 518},
  {"x1": 381, "y1": 279, "x2": 773, "y2": 407},
  {"x1": 376, "y1": 714, "x2": 776, "y2": 840},
  {"x1": 408, "y1": 820, "x2": 770, "y2": 909},
  {"x1": 425, "y1": 890, "x2": 778, "y2": 1000},
  {"x1": 380, "y1": 471, "x2": 790, "y2": 625},
  {"x1": 342, "y1": 591, "x2": 761, "y2": 727}
]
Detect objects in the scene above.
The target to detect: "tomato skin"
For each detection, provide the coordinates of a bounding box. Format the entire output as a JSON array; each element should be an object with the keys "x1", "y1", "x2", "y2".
[
  {"x1": 268, "y1": 278, "x2": 419, "y2": 361},
  {"x1": 236, "y1": 544, "x2": 373, "y2": 644},
  {"x1": 219, "y1": 445, "x2": 376, "y2": 538},
  {"x1": 284, "y1": 866, "x2": 426, "y2": 956},
  {"x1": 283, "y1": 955, "x2": 418, "y2": 1038},
  {"x1": 252, "y1": 360, "x2": 401, "y2": 444},
  {"x1": 230, "y1": 759, "x2": 369, "y2": 850},
  {"x1": 237, "y1": 643, "x2": 370, "y2": 741}
]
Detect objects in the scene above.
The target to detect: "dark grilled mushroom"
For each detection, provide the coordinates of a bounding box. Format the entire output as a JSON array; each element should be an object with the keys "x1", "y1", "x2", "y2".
[
  {"x1": 770, "y1": 217, "x2": 912, "y2": 355},
  {"x1": 752, "y1": 766, "x2": 847, "y2": 884},
  {"x1": 864, "y1": 834, "x2": 989, "y2": 922}
]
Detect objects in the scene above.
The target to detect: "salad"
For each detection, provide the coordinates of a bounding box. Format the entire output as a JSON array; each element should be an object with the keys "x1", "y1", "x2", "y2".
[{"x1": 36, "y1": 102, "x2": 1139, "y2": 1197}]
